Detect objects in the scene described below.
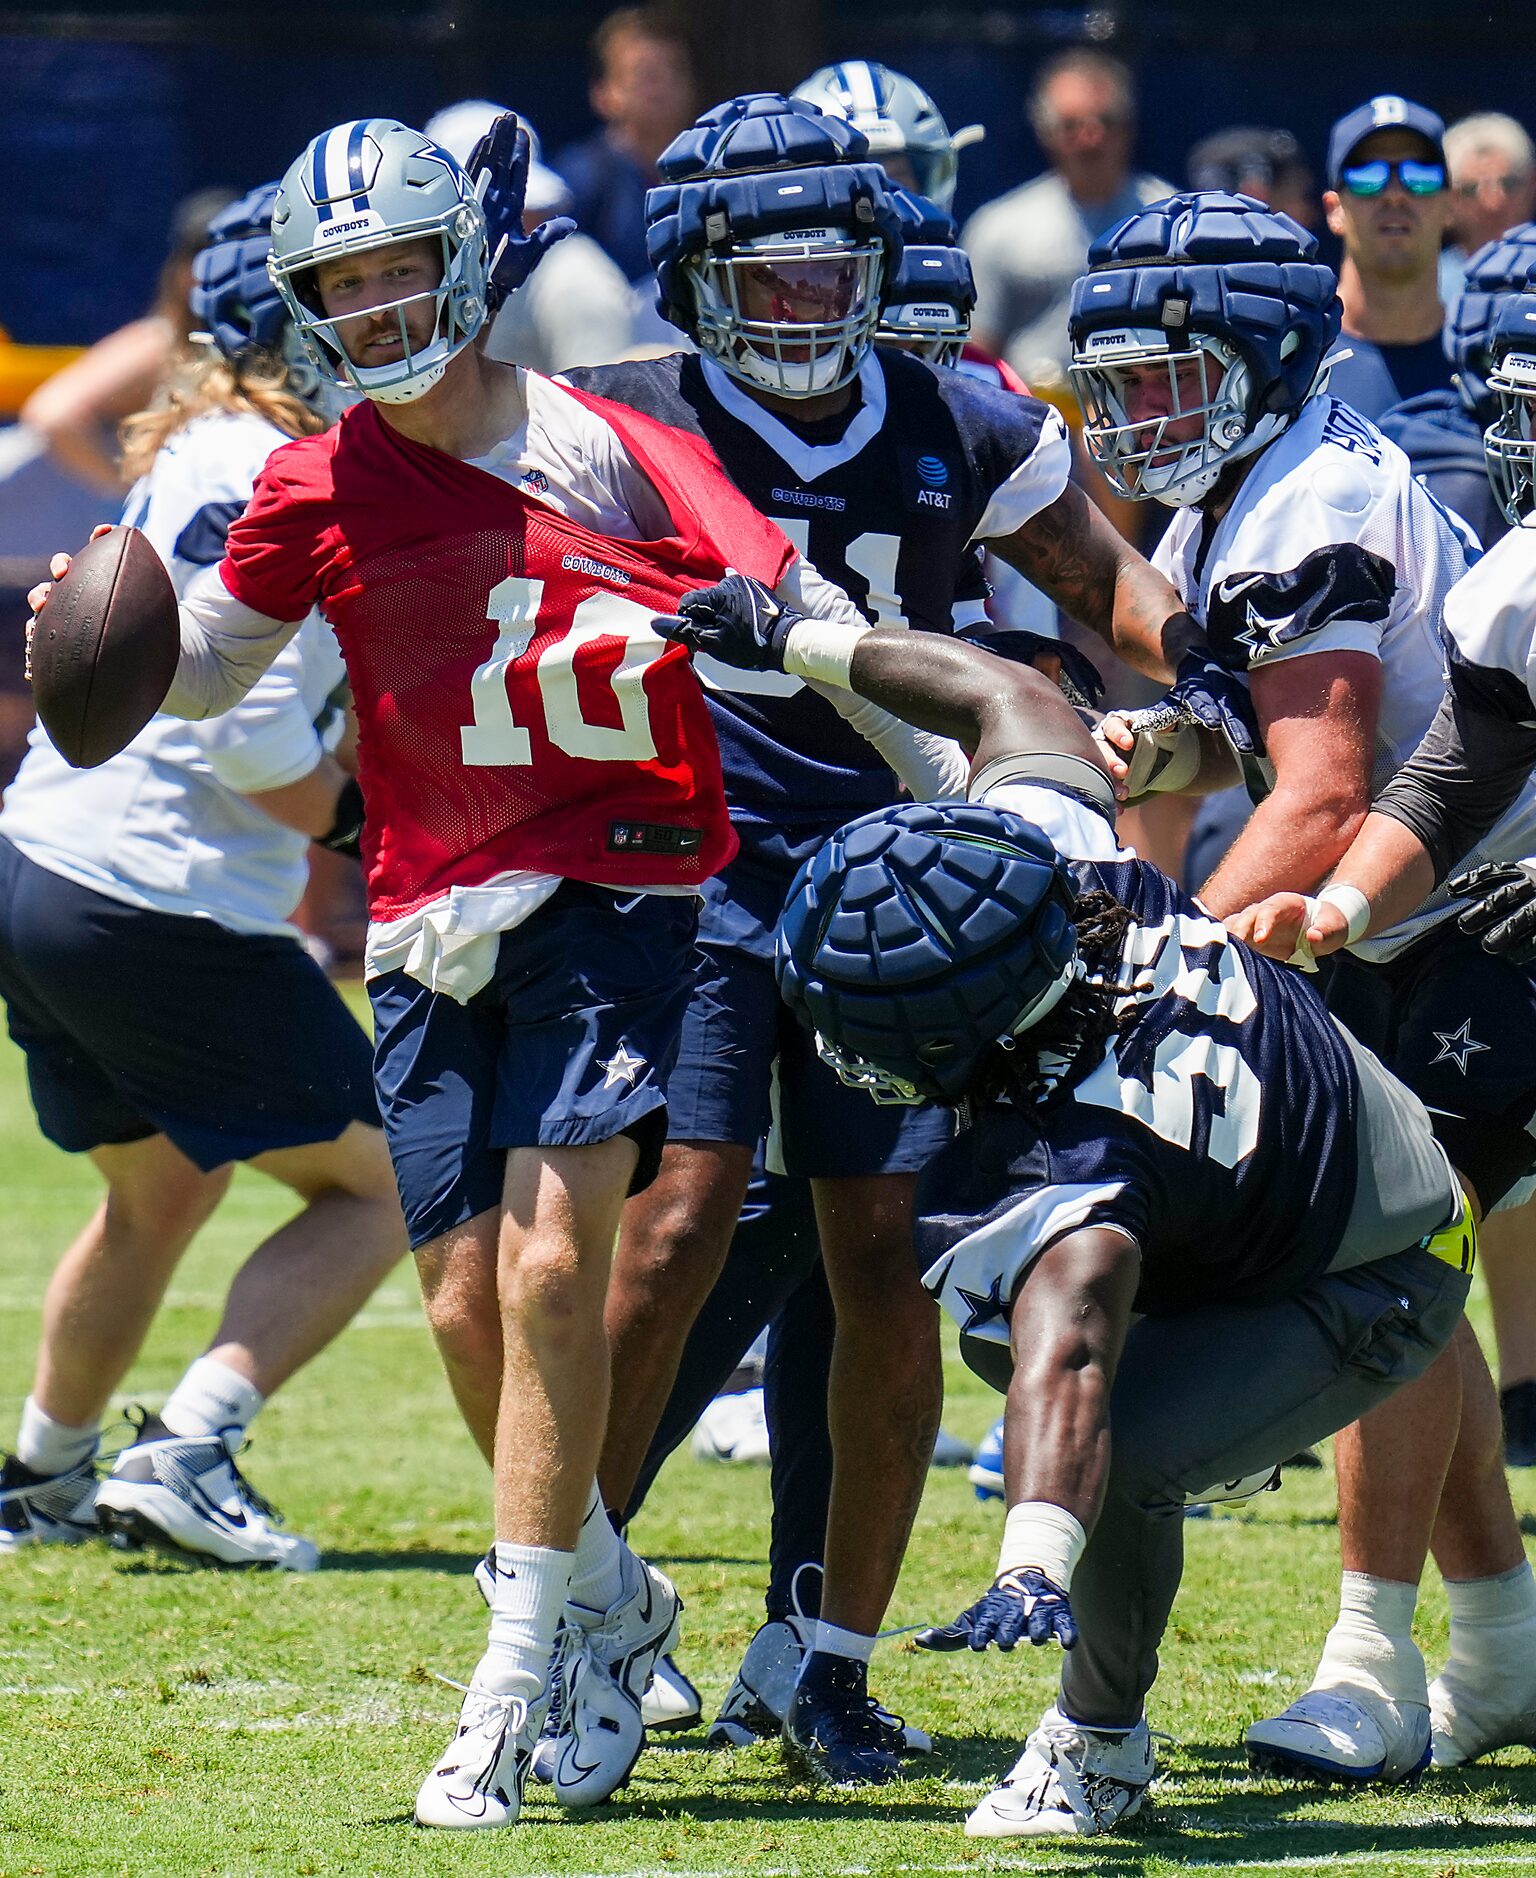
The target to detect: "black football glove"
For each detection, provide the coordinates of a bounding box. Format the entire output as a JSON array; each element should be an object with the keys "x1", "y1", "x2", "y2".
[
  {"x1": 317, "y1": 775, "x2": 365, "y2": 860},
  {"x1": 915, "y1": 1568, "x2": 1078, "y2": 1653},
  {"x1": 656, "y1": 571, "x2": 807, "y2": 672},
  {"x1": 464, "y1": 112, "x2": 575, "y2": 309},
  {"x1": 1163, "y1": 647, "x2": 1264, "y2": 761},
  {"x1": 1451, "y1": 858, "x2": 1536, "y2": 965}
]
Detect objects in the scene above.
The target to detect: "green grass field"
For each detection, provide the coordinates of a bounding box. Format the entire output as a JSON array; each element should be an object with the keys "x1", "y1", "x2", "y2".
[{"x1": 2, "y1": 1000, "x2": 1535, "y2": 1877}]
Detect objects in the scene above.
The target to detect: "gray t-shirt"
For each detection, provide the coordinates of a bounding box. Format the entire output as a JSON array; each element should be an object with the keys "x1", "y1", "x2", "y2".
[{"x1": 961, "y1": 169, "x2": 1173, "y2": 388}]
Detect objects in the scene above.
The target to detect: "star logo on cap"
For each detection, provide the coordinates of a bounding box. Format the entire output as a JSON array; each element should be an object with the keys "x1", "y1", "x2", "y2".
[
  {"x1": 600, "y1": 1044, "x2": 646, "y2": 1090},
  {"x1": 1430, "y1": 1020, "x2": 1489, "y2": 1075}
]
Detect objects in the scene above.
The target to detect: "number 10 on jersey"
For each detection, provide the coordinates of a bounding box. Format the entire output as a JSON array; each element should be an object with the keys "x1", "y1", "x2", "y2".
[{"x1": 460, "y1": 575, "x2": 665, "y2": 767}]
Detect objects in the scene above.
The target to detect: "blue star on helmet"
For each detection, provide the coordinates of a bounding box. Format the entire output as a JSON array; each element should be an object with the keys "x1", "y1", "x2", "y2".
[
  {"x1": 955, "y1": 1274, "x2": 1012, "y2": 1334},
  {"x1": 1430, "y1": 1020, "x2": 1490, "y2": 1075}
]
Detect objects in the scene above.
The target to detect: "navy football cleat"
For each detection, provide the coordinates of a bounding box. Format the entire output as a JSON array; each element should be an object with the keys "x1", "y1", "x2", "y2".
[{"x1": 783, "y1": 1653, "x2": 903, "y2": 1786}]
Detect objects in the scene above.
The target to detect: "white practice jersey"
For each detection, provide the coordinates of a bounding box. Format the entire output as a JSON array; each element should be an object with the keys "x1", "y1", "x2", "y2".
[
  {"x1": 1155, "y1": 393, "x2": 1536, "y2": 958},
  {"x1": 1440, "y1": 520, "x2": 1536, "y2": 716},
  {"x1": 0, "y1": 410, "x2": 346, "y2": 937}
]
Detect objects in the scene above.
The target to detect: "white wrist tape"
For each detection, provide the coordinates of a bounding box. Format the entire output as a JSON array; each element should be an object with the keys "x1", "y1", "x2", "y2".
[
  {"x1": 1287, "y1": 881, "x2": 1371, "y2": 971},
  {"x1": 1316, "y1": 883, "x2": 1372, "y2": 945},
  {"x1": 782, "y1": 618, "x2": 871, "y2": 690},
  {"x1": 997, "y1": 1500, "x2": 1088, "y2": 1591}
]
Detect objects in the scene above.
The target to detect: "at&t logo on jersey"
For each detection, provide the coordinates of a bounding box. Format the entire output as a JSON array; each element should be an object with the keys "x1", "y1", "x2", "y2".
[{"x1": 904, "y1": 451, "x2": 956, "y2": 511}]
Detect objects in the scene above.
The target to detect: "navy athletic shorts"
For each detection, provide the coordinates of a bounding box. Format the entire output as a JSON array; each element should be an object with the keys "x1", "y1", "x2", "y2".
[
  {"x1": 0, "y1": 834, "x2": 378, "y2": 1170},
  {"x1": 1325, "y1": 918, "x2": 1536, "y2": 1214},
  {"x1": 369, "y1": 881, "x2": 697, "y2": 1249},
  {"x1": 665, "y1": 824, "x2": 952, "y2": 1179}
]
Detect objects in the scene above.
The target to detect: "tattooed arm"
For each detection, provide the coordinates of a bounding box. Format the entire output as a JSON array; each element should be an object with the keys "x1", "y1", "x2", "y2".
[{"x1": 989, "y1": 482, "x2": 1199, "y2": 683}]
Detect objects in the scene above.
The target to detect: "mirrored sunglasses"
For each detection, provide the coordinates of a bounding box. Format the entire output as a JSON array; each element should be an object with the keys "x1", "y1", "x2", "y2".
[{"x1": 1340, "y1": 157, "x2": 1446, "y2": 197}]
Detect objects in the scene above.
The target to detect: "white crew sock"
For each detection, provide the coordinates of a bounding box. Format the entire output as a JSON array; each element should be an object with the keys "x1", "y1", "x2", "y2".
[
  {"x1": 160, "y1": 1356, "x2": 265, "y2": 1442},
  {"x1": 478, "y1": 1541, "x2": 573, "y2": 1696},
  {"x1": 1444, "y1": 1562, "x2": 1536, "y2": 1678},
  {"x1": 1314, "y1": 1571, "x2": 1427, "y2": 1706},
  {"x1": 16, "y1": 1396, "x2": 98, "y2": 1476},
  {"x1": 566, "y1": 1483, "x2": 629, "y2": 1616},
  {"x1": 807, "y1": 1620, "x2": 876, "y2": 1665}
]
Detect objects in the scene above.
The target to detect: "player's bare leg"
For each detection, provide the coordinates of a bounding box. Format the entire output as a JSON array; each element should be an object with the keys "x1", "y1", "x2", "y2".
[
  {"x1": 496, "y1": 1136, "x2": 635, "y2": 1546},
  {"x1": 214, "y1": 1122, "x2": 406, "y2": 1392},
  {"x1": 79, "y1": 1124, "x2": 404, "y2": 1569},
  {"x1": 784, "y1": 1172, "x2": 941, "y2": 1785},
  {"x1": 1427, "y1": 1317, "x2": 1536, "y2": 1765},
  {"x1": 813, "y1": 1173, "x2": 941, "y2": 1635},
  {"x1": 415, "y1": 1210, "x2": 502, "y2": 1467},
  {"x1": 1244, "y1": 1294, "x2": 1465, "y2": 1782},
  {"x1": 597, "y1": 1141, "x2": 755, "y2": 1510},
  {"x1": 28, "y1": 1135, "x2": 230, "y2": 1429},
  {"x1": 1477, "y1": 1205, "x2": 1536, "y2": 1460},
  {"x1": 421, "y1": 1135, "x2": 683, "y2": 1826}
]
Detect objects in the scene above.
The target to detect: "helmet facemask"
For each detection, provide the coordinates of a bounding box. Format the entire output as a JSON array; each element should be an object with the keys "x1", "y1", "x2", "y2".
[
  {"x1": 1485, "y1": 349, "x2": 1536, "y2": 525},
  {"x1": 271, "y1": 206, "x2": 488, "y2": 407},
  {"x1": 1070, "y1": 327, "x2": 1290, "y2": 507},
  {"x1": 685, "y1": 226, "x2": 886, "y2": 398}
]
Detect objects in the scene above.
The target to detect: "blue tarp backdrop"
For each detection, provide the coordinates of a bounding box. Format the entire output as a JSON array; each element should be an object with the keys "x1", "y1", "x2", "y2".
[{"x1": 1, "y1": 4, "x2": 1532, "y2": 344}]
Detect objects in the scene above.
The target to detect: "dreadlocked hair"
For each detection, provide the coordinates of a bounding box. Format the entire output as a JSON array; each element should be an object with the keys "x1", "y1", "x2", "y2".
[
  {"x1": 119, "y1": 344, "x2": 325, "y2": 483},
  {"x1": 966, "y1": 889, "x2": 1139, "y2": 1112}
]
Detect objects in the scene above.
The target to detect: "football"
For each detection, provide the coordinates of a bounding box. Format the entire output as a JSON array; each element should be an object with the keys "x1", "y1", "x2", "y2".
[{"x1": 29, "y1": 525, "x2": 180, "y2": 769}]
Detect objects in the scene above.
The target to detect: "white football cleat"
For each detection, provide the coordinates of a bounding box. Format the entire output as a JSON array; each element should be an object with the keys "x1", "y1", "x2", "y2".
[
  {"x1": 570, "y1": 1551, "x2": 683, "y2": 1708},
  {"x1": 94, "y1": 1424, "x2": 318, "y2": 1571},
  {"x1": 546, "y1": 1629, "x2": 646, "y2": 1807},
  {"x1": 540, "y1": 1552, "x2": 681, "y2": 1806},
  {"x1": 642, "y1": 1652, "x2": 702, "y2": 1731},
  {"x1": 1245, "y1": 1688, "x2": 1431, "y2": 1784},
  {"x1": 414, "y1": 1680, "x2": 539, "y2": 1829},
  {"x1": 472, "y1": 1552, "x2": 699, "y2": 1739},
  {"x1": 1430, "y1": 1660, "x2": 1536, "y2": 1767},
  {"x1": 0, "y1": 1452, "x2": 99, "y2": 1553},
  {"x1": 966, "y1": 1705, "x2": 1155, "y2": 1839},
  {"x1": 706, "y1": 1616, "x2": 931, "y2": 1754},
  {"x1": 690, "y1": 1388, "x2": 771, "y2": 1464}
]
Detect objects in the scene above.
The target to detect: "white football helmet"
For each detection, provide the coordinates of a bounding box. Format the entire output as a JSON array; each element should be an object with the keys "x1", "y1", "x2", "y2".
[
  {"x1": 269, "y1": 118, "x2": 488, "y2": 405},
  {"x1": 791, "y1": 62, "x2": 983, "y2": 212}
]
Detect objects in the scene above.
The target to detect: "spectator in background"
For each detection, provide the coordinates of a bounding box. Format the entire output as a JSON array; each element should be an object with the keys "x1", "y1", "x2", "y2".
[
  {"x1": 1186, "y1": 125, "x2": 1317, "y2": 229},
  {"x1": 1323, "y1": 95, "x2": 1454, "y2": 418},
  {"x1": 1379, "y1": 221, "x2": 1536, "y2": 548},
  {"x1": 18, "y1": 187, "x2": 234, "y2": 495},
  {"x1": 963, "y1": 47, "x2": 1170, "y2": 389},
  {"x1": 1441, "y1": 113, "x2": 1536, "y2": 302},
  {"x1": 426, "y1": 101, "x2": 634, "y2": 373},
  {"x1": 554, "y1": 6, "x2": 695, "y2": 285}
]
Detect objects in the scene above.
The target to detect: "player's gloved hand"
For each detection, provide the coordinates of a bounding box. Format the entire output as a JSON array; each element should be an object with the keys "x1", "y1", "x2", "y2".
[
  {"x1": 317, "y1": 775, "x2": 366, "y2": 860},
  {"x1": 1451, "y1": 859, "x2": 1536, "y2": 965},
  {"x1": 656, "y1": 571, "x2": 807, "y2": 672},
  {"x1": 914, "y1": 1568, "x2": 1078, "y2": 1653},
  {"x1": 464, "y1": 112, "x2": 575, "y2": 308},
  {"x1": 1164, "y1": 647, "x2": 1264, "y2": 760},
  {"x1": 958, "y1": 625, "x2": 1106, "y2": 710}
]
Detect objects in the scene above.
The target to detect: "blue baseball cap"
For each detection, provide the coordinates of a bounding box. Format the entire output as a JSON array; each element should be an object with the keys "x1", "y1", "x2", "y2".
[{"x1": 1326, "y1": 95, "x2": 1446, "y2": 188}]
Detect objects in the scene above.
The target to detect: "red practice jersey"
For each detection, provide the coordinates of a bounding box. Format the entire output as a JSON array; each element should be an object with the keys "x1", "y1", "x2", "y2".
[
  {"x1": 218, "y1": 385, "x2": 795, "y2": 922},
  {"x1": 957, "y1": 343, "x2": 1030, "y2": 397}
]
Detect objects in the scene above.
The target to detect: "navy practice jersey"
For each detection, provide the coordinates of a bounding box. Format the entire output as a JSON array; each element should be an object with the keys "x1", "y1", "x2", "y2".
[
  {"x1": 918, "y1": 779, "x2": 1365, "y2": 1360},
  {"x1": 564, "y1": 346, "x2": 1069, "y2": 826}
]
